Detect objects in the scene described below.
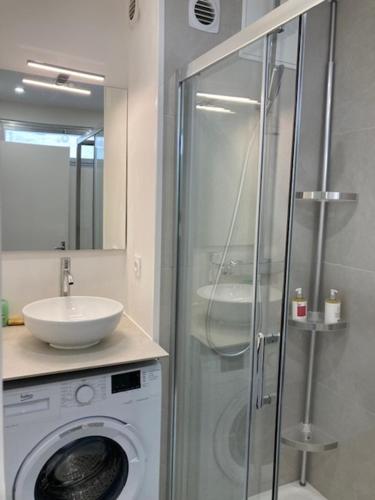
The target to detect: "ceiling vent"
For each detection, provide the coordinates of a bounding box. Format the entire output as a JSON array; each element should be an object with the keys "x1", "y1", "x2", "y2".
[
  {"x1": 128, "y1": 0, "x2": 139, "y2": 25},
  {"x1": 189, "y1": 0, "x2": 220, "y2": 33}
]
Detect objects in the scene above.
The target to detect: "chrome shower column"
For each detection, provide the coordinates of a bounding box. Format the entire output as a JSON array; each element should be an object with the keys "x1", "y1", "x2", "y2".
[{"x1": 299, "y1": 0, "x2": 337, "y2": 486}]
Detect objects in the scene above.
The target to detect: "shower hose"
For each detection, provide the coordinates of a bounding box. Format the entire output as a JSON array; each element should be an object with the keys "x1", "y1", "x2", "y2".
[{"x1": 204, "y1": 120, "x2": 261, "y2": 358}]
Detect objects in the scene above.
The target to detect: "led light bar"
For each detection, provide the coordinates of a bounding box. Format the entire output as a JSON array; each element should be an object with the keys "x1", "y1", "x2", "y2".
[
  {"x1": 22, "y1": 78, "x2": 91, "y2": 96},
  {"x1": 197, "y1": 92, "x2": 260, "y2": 105},
  {"x1": 196, "y1": 105, "x2": 235, "y2": 114},
  {"x1": 27, "y1": 60, "x2": 105, "y2": 82}
]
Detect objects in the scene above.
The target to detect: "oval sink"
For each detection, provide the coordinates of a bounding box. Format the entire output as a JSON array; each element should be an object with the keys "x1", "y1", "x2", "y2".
[
  {"x1": 197, "y1": 284, "x2": 282, "y2": 324},
  {"x1": 23, "y1": 296, "x2": 124, "y2": 349}
]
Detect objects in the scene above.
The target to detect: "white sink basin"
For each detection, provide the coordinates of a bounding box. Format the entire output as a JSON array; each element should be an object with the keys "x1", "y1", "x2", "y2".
[
  {"x1": 23, "y1": 296, "x2": 124, "y2": 349},
  {"x1": 197, "y1": 284, "x2": 282, "y2": 324}
]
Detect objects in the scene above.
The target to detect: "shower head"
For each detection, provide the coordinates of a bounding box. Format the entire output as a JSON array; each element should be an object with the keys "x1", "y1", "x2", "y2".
[{"x1": 267, "y1": 64, "x2": 285, "y2": 110}]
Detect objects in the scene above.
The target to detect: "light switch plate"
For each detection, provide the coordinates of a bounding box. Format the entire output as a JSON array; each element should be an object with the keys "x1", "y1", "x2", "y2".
[{"x1": 134, "y1": 255, "x2": 142, "y2": 278}]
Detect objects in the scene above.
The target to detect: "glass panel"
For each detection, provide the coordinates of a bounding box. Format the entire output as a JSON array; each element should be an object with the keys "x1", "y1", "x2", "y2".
[
  {"x1": 35, "y1": 436, "x2": 128, "y2": 500},
  {"x1": 247, "y1": 19, "x2": 300, "y2": 500},
  {"x1": 173, "y1": 16, "x2": 301, "y2": 500},
  {"x1": 173, "y1": 39, "x2": 264, "y2": 500}
]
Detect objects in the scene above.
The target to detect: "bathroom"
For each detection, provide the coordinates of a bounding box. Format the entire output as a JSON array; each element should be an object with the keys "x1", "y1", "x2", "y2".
[{"x1": 0, "y1": 0, "x2": 373, "y2": 498}]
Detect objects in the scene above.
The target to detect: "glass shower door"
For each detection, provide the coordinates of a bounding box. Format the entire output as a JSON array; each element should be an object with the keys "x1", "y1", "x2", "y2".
[{"x1": 173, "y1": 15, "x2": 301, "y2": 500}]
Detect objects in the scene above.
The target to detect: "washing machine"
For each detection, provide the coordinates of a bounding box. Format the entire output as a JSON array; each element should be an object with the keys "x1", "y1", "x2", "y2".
[{"x1": 4, "y1": 361, "x2": 162, "y2": 500}]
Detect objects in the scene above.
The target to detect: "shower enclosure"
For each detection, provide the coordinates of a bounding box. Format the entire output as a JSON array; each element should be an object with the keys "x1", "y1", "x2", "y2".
[{"x1": 171, "y1": 0, "x2": 341, "y2": 499}]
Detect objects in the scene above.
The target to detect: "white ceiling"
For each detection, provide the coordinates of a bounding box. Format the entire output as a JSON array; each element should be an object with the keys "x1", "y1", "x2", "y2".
[{"x1": 0, "y1": 0, "x2": 129, "y2": 88}]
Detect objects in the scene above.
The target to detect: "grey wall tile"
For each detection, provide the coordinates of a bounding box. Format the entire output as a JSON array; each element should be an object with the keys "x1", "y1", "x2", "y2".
[
  {"x1": 325, "y1": 128, "x2": 375, "y2": 272},
  {"x1": 309, "y1": 409, "x2": 375, "y2": 500},
  {"x1": 307, "y1": 264, "x2": 375, "y2": 498},
  {"x1": 315, "y1": 263, "x2": 375, "y2": 422},
  {"x1": 332, "y1": 0, "x2": 375, "y2": 136}
]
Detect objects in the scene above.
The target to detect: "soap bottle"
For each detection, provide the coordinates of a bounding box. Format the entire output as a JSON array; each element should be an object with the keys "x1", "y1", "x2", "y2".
[
  {"x1": 1, "y1": 299, "x2": 9, "y2": 327},
  {"x1": 292, "y1": 288, "x2": 308, "y2": 322},
  {"x1": 325, "y1": 289, "x2": 341, "y2": 324}
]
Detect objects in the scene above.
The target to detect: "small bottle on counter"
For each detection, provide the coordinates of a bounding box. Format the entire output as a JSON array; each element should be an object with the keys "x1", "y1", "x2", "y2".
[
  {"x1": 1, "y1": 299, "x2": 9, "y2": 327},
  {"x1": 325, "y1": 289, "x2": 341, "y2": 324},
  {"x1": 292, "y1": 288, "x2": 308, "y2": 322}
]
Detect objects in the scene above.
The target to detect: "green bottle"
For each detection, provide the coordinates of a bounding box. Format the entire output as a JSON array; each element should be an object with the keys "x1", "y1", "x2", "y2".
[{"x1": 2, "y1": 299, "x2": 9, "y2": 327}]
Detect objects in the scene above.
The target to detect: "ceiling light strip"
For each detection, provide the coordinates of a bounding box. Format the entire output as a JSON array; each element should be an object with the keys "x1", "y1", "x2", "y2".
[
  {"x1": 196, "y1": 105, "x2": 235, "y2": 114},
  {"x1": 197, "y1": 92, "x2": 260, "y2": 105},
  {"x1": 27, "y1": 60, "x2": 105, "y2": 82},
  {"x1": 22, "y1": 78, "x2": 91, "y2": 96}
]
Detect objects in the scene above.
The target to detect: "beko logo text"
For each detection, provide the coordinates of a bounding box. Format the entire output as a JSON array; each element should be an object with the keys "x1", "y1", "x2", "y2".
[{"x1": 20, "y1": 394, "x2": 33, "y2": 401}]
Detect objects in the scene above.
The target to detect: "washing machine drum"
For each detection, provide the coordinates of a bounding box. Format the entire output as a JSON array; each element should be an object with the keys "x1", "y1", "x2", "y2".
[
  {"x1": 14, "y1": 417, "x2": 145, "y2": 500},
  {"x1": 35, "y1": 436, "x2": 128, "y2": 500}
]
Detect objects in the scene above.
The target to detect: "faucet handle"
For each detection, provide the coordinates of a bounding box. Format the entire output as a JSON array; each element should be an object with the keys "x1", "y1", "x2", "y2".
[
  {"x1": 60, "y1": 257, "x2": 74, "y2": 296},
  {"x1": 54, "y1": 241, "x2": 66, "y2": 251}
]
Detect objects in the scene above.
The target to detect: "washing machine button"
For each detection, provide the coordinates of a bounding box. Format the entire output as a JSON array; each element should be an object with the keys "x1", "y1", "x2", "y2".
[{"x1": 75, "y1": 385, "x2": 95, "y2": 405}]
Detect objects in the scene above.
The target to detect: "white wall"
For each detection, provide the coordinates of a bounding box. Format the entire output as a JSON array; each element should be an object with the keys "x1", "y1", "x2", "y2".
[
  {"x1": 2, "y1": 251, "x2": 126, "y2": 316},
  {"x1": 125, "y1": 0, "x2": 164, "y2": 338}
]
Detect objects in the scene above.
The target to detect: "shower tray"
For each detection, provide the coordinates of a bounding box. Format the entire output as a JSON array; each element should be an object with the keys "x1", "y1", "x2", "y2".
[{"x1": 249, "y1": 481, "x2": 327, "y2": 500}]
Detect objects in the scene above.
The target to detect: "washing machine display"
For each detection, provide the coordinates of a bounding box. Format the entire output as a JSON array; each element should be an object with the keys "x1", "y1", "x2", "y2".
[{"x1": 4, "y1": 362, "x2": 162, "y2": 500}]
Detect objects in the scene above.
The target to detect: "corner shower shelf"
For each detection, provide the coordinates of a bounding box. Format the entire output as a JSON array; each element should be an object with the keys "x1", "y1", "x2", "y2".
[
  {"x1": 296, "y1": 191, "x2": 358, "y2": 202},
  {"x1": 289, "y1": 312, "x2": 347, "y2": 333},
  {"x1": 282, "y1": 424, "x2": 338, "y2": 453}
]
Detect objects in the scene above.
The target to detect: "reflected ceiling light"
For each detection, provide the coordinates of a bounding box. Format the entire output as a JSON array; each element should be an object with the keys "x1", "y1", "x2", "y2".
[
  {"x1": 14, "y1": 87, "x2": 25, "y2": 94},
  {"x1": 22, "y1": 78, "x2": 91, "y2": 95},
  {"x1": 197, "y1": 92, "x2": 260, "y2": 105},
  {"x1": 27, "y1": 60, "x2": 105, "y2": 82},
  {"x1": 196, "y1": 105, "x2": 235, "y2": 114}
]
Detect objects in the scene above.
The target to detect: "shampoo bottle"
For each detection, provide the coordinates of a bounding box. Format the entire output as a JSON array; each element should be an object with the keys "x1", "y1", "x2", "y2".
[
  {"x1": 325, "y1": 289, "x2": 341, "y2": 324},
  {"x1": 292, "y1": 288, "x2": 308, "y2": 322}
]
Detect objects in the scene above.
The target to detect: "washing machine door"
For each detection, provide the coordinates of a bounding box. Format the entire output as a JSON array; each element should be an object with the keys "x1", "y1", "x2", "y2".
[{"x1": 13, "y1": 417, "x2": 145, "y2": 500}]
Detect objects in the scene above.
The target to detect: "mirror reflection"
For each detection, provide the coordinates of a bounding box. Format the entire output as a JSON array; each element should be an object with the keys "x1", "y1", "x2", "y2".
[{"x1": 0, "y1": 69, "x2": 127, "y2": 251}]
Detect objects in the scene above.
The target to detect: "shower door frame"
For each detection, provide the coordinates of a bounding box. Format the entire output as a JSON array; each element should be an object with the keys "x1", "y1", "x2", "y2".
[{"x1": 171, "y1": 1, "x2": 326, "y2": 499}]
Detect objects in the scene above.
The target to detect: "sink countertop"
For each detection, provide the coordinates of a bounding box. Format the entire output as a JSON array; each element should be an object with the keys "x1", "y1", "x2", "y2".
[{"x1": 3, "y1": 315, "x2": 168, "y2": 381}]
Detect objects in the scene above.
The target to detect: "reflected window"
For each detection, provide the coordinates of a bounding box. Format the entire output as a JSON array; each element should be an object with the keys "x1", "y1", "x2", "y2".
[{"x1": 3, "y1": 124, "x2": 94, "y2": 160}]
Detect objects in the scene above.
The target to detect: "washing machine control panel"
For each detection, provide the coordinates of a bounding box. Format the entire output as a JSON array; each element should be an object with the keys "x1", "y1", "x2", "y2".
[
  {"x1": 75, "y1": 384, "x2": 95, "y2": 404},
  {"x1": 111, "y1": 370, "x2": 141, "y2": 393},
  {"x1": 59, "y1": 365, "x2": 161, "y2": 408},
  {"x1": 61, "y1": 378, "x2": 106, "y2": 408}
]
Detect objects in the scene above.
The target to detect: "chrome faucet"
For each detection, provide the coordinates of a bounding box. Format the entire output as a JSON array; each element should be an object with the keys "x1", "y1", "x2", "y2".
[{"x1": 60, "y1": 257, "x2": 74, "y2": 297}]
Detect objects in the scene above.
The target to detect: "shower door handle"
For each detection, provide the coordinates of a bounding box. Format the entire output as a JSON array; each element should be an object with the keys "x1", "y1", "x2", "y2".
[
  {"x1": 256, "y1": 333, "x2": 266, "y2": 409},
  {"x1": 255, "y1": 332, "x2": 280, "y2": 409}
]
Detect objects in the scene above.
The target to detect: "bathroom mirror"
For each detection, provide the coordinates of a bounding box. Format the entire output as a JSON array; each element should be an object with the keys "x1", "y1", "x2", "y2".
[{"x1": 0, "y1": 69, "x2": 127, "y2": 251}]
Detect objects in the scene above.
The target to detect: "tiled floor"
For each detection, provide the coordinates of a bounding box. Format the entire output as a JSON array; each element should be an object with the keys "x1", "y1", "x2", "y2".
[{"x1": 250, "y1": 481, "x2": 327, "y2": 500}]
